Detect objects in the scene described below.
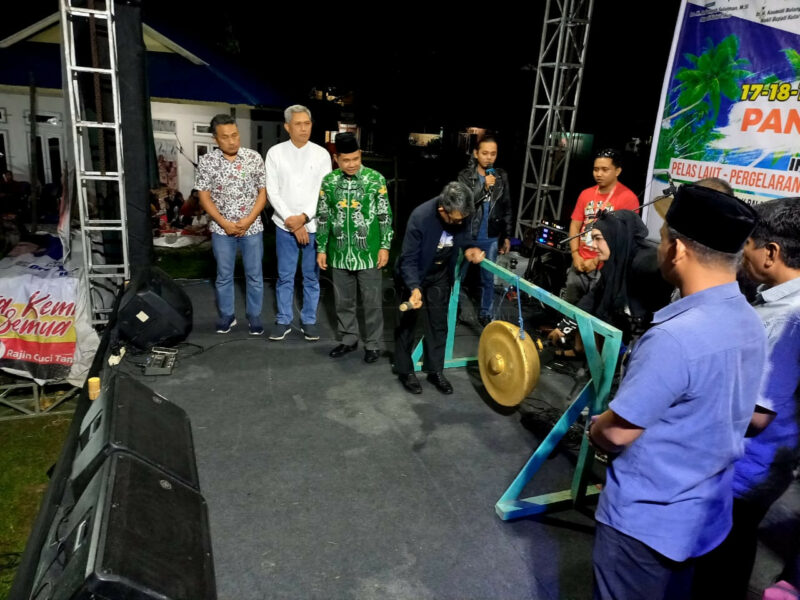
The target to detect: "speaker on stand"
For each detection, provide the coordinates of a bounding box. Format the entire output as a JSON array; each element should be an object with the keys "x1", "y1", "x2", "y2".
[{"x1": 117, "y1": 266, "x2": 193, "y2": 351}]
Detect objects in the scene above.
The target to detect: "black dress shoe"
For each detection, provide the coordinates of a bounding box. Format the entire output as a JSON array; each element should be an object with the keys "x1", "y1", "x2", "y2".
[
  {"x1": 329, "y1": 342, "x2": 357, "y2": 358},
  {"x1": 426, "y1": 371, "x2": 453, "y2": 394},
  {"x1": 364, "y1": 349, "x2": 381, "y2": 363},
  {"x1": 399, "y1": 373, "x2": 423, "y2": 394}
]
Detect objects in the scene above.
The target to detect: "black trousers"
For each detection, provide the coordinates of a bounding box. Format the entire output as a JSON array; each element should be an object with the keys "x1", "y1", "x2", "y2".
[
  {"x1": 331, "y1": 267, "x2": 383, "y2": 350},
  {"x1": 394, "y1": 268, "x2": 451, "y2": 376},
  {"x1": 593, "y1": 522, "x2": 694, "y2": 600},
  {"x1": 691, "y1": 498, "x2": 770, "y2": 599}
]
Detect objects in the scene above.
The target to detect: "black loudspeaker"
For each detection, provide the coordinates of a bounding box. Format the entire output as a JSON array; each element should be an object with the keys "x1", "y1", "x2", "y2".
[
  {"x1": 30, "y1": 453, "x2": 216, "y2": 600},
  {"x1": 70, "y1": 371, "x2": 199, "y2": 497},
  {"x1": 118, "y1": 266, "x2": 193, "y2": 350}
]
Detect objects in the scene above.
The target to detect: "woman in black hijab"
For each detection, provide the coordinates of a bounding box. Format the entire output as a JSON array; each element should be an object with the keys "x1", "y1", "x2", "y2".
[{"x1": 549, "y1": 209, "x2": 672, "y2": 357}]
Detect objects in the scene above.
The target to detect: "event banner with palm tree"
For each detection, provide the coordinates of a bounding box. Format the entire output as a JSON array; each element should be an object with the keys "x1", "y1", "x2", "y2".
[{"x1": 645, "y1": 0, "x2": 800, "y2": 233}]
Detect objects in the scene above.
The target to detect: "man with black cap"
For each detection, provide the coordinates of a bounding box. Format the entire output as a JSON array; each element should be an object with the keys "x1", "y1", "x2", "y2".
[
  {"x1": 587, "y1": 183, "x2": 767, "y2": 600},
  {"x1": 692, "y1": 196, "x2": 800, "y2": 598},
  {"x1": 316, "y1": 133, "x2": 393, "y2": 363}
]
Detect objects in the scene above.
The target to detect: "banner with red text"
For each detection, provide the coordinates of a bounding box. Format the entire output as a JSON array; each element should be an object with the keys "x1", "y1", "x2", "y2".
[
  {"x1": 0, "y1": 256, "x2": 79, "y2": 382},
  {"x1": 644, "y1": 1, "x2": 800, "y2": 235}
]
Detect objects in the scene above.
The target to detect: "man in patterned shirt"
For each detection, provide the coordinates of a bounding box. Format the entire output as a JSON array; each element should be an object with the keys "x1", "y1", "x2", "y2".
[
  {"x1": 196, "y1": 114, "x2": 267, "y2": 334},
  {"x1": 316, "y1": 133, "x2": 393, "y2": 363}
]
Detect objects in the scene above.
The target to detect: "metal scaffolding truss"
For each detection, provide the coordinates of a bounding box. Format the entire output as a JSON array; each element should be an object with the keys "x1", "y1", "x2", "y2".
[
  {"x1": 60, "y1": 0, "x2": 130, "y2": 325},
  {"x1": 515, "y1": 0, "x2": 594, "y2": 237}
]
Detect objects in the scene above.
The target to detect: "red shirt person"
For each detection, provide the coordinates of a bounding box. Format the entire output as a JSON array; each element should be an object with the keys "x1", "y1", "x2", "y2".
[{"x1": 564, "y1": 148, "x2": 639, "y2": 305}]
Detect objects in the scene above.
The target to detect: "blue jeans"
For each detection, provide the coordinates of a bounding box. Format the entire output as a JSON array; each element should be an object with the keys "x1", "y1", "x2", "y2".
[
  {"x1": 275, "y1": 227, "x2": 319, "y2": 325},
  {"x1": 461, "y1": 238, "x2": 498, "y2": 317},
  {"x1": 211, "y1": 232, "x2": 263, "y2": 319}
]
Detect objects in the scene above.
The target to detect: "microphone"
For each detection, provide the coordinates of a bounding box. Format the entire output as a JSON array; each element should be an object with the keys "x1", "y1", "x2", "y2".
[
  {"x1": 662, "y1": 176, "x2": 677, "y2": 198},
  {"x1": 486, "y1": 163, "x2": 496, "y2": 191},
  {"x1": 399, "y1": 301, "x2": 416, "y2": 312}
]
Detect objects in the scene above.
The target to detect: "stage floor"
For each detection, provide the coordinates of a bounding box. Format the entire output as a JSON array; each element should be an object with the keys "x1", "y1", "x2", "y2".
[
  {"x1": 118, "y1": 276, "x2": 599, "y2": 599},
  {"x1": 117, "y1": 275, "x2": 796, "y2": 599}
]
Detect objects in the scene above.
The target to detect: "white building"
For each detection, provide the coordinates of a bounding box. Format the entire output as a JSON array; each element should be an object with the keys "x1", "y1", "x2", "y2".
[{"x1": 0, "y1": 12, "x2": 285, "y2": 199}]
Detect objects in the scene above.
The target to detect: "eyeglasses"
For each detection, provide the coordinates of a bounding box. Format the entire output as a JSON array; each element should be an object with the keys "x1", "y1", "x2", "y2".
[{"x1": 446, "y1": 213, "x2": 464, "y2": 225}]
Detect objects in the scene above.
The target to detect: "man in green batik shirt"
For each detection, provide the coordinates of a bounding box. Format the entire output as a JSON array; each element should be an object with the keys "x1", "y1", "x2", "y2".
[{"x1": 316, "y1": 132, "x2": 393, "y2": 364}]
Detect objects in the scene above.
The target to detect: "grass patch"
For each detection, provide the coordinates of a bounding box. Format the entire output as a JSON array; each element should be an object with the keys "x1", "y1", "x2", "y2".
[
  {"x1": 152, "y1": 230, "x2": 404, "y2": 282},
  {"x1": 0, "y1": 415, "x2": 72, "y2": 597},
  {"x1": 154, "y1": 244, "x2": 217, "y2": 279},
  {"x1": 153, "y1": 232, "x2": 279, "y2": 280}
]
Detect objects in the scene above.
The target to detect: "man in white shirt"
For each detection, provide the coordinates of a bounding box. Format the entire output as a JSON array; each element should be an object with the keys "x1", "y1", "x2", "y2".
[{"x1": 265, "y1": 105, "x2": 331, "y2": 341}]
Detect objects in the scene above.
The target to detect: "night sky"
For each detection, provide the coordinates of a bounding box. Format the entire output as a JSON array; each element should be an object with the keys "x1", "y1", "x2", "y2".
[
  {"x1": 147, "y1": 1, "x2": 680, "y2": 138},
  {"x1": 5, "y1": 1, "x2": 684, "y2": 216},
  {"x1": 145, "y1": 0, "x2": 682, "y2": 203}
]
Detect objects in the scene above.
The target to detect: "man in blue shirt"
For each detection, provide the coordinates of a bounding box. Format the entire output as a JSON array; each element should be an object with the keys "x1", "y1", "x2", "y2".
[
  {"x1": 588, "y1": 184, "x2": 765, "y2": 599},
  {"x1": 692, "y1": 196, "x2": 800, "y2": 598}
]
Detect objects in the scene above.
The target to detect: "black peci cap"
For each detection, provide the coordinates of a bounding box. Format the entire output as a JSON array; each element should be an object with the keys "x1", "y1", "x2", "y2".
[
  {"x1": 665, "y1": 184, "x2": 758, "y2": 253},
  {"x1": 334, "y1": 132, "x2": 359, "y2": 154}
]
